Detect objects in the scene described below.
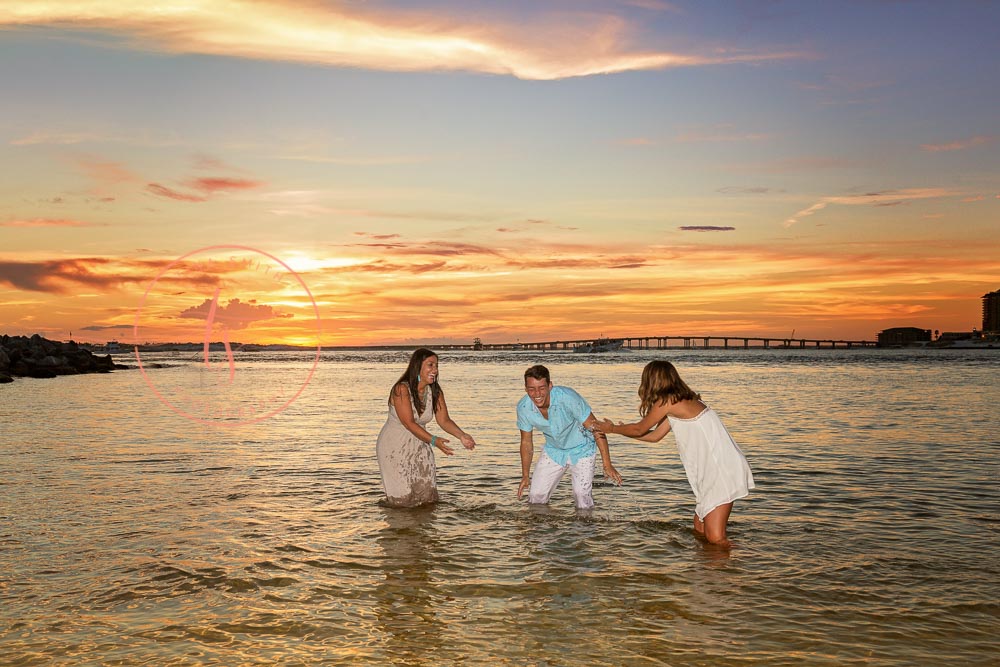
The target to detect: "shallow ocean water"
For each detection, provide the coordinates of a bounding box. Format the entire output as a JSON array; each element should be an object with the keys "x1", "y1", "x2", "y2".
[{"x1": 1, "y1": 348, "x2": 998, "y2": 665}]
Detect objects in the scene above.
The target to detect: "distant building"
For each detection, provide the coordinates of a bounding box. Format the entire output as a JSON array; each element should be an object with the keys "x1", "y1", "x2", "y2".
[
  {"x1": 877, "y1": 327, "x2": 932, "y2": 347},
  {"x1": 937, "y1": 331, "x2": 973, "y2": 343},
  {"x1": 983, "y1": 289, "x2": 1000, "y2": 334}
]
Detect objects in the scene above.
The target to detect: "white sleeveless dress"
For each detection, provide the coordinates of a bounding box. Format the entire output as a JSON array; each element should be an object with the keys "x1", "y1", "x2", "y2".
[
  {"x1": 668, "y1": 407, "x2": 754, "y2": 519},
  {"x1": 376, "y1": 387, "x2": 438, "y2": 507}
]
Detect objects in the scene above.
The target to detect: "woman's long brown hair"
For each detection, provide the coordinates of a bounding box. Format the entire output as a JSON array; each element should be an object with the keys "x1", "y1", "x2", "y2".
[
  {"x1": 638, "y1": 360, "x2": 700, "y2": 417},
  {"x1": 389, "y1": 348, "x2": 443, "y2": 415}
]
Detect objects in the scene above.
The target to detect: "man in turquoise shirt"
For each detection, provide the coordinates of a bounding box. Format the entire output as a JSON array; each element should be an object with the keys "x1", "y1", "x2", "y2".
[{"x1": 517, "y1": 365, "x2": 622, "y2": 509}]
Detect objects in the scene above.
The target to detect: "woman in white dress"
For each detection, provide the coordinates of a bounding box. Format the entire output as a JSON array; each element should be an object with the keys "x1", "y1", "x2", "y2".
[
  {"x1": 596, "y1": 361, "x2": 754, "y2": 547},
  {"x1": 376, "y1": 348, "x2": 477, "y2": 507}
]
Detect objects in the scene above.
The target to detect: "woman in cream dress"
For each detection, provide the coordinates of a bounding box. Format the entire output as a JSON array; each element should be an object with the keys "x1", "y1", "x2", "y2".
[{"x1": 376, "y1": 348, "x2": 477, "y2": 507}]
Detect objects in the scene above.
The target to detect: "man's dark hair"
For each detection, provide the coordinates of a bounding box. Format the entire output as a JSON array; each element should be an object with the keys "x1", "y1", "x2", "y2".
[{"x1": 524, "y1": 365, "x2": 550, "y2": 383}]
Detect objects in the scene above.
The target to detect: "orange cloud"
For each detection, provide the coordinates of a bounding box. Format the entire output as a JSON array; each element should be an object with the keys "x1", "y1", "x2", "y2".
[
  {"x1": 0, "y1": 258, "x2": 118, "y2": 293},
  {"x1": 0, "y1": 256, "x2": 225, "y2": 293},
  {"x1": 4, "y1": 237, "x2": 998, "y2": 345}
]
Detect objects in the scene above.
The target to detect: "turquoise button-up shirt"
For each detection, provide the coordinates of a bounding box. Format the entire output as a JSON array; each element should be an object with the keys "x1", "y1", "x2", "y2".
[{"x1": 517, "y1": 386, "x2": 596, "y2": 465}]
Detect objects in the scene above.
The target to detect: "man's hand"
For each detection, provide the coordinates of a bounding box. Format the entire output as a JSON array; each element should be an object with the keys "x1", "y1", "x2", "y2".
[
  {"x1": 603, "y1": 463, "x2": 623, "y2": 486},
  {"x1": 517, "y1": 476, "x2": 531, "y2": 499}
]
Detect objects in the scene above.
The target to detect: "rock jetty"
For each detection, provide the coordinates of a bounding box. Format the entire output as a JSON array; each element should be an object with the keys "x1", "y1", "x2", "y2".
[{"x1": 0, "y1": 334, "x2": 128, "y2": 383}]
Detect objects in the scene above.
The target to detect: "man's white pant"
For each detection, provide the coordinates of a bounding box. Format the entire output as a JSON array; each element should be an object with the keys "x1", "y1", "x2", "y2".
[{"x1": 528, "y1": 451, "x2": 595, "y2": 509}]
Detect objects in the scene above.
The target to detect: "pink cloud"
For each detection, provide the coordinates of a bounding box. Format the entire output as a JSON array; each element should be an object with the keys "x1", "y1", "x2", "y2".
[
  {"x1": 920, "y1": 135, "x2": 995, "y2": 152},
  {"x1": 189, "y1": 177, "x2": 262, "y2": 193},
  {"x1": 675, "y1": 125, "x2": 771, "y2": 143},
  {"x1": 617, "y1": 137, "x2": 655, "y2": 146},
  {"x1": 178, "y1": 297, "x2": 291, "y2": 330},
  {"x1": 146, "y1": 183, "x2": 207, "y2": 202},
  {"x1": 73, "y1": 155, "x2": 139, "y2": 193},
  {"x1": 146, "y1": 174, "x2": 262, "y2": 202}
]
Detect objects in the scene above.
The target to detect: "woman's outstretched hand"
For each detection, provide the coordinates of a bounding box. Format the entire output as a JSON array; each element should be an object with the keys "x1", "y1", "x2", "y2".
[
  {"x1": 595, "y1": 418, "x2": 616, "y2": 434},
  {"x1": 459, "y1": 433, "x2": 476, "y2": 450},
  {"x1": 584, "y1": 415, "x2": 607, "y2": 435},
  {"x1": 434, "y1": 437, "x2": 454, "y2": 455}
]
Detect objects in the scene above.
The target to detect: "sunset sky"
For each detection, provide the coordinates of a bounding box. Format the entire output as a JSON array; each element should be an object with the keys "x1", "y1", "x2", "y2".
[{"x1": 1, "y1": 0, "x2": 998, "y2": 346}]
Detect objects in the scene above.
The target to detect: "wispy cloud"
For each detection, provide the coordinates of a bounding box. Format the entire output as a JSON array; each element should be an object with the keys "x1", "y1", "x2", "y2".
[
  {"x1": 679, "y1": 225, "x2": 736, "y2": 232},
  {"x1": 619, "y1": 0, "x2": 684, "y2": 11},
  {"x1": 74, "y1": 155, "x2": 139, "y2": 189},
  {"x1": 729, "y1": 156, "x2": 859, "y2": 173},
  {"x1": 784, "y1": 188, "x2": 963, "y2": 227},
  {"x1": 920, "y1": 135, "x2": 995, "y2": 152},
  {"x1": 190, "y1": 177, "x2": 262, "y2": 194},
  {"x1": 717, "y1": 186, "x2": 781, "y2": 194},
  {"x1": 0, "y1": 1, "x2": 799, "y2": 80},
  {"x1": 12, "y1": 131, "x2": 107, "y2": 146},
  {"x1": 349, "y1": 241, "x2": 502, "y2": 258},
  {"x1": 0, "y1": 218, "x2": 94, "y2": 228},
  {"x1": 81, "y1": 324, "x2": 132, "y2": 331},
  {"x1": 493, "y1": 219, "x2": 578, "y2": 233},
  {"x1": 274, "y1": 153, "x2": 434, "y2": 166},
  {"x1": 146, "y1": 183, "x2": 207, "y2": 203},
  {"x1": 616, "y1": 137, "x2": 656, "y2": 146},
  {"x1": 146, "y1": 175, "x2": 263, "y2": 202},
  {"x1": 675, "y1": 125, "x2": 771, "y2": 143},
  {"x1": 12, "y1": 130, "x2": 182, "y2": 148},
  {"x1": 354, "y1": 232, "x2": 401, "y2": 240}
]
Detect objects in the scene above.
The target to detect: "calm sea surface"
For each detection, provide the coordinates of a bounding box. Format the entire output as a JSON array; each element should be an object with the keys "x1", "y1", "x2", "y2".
[{"x1": 1, "y1": 348, "x2": 998, "y2": 666}]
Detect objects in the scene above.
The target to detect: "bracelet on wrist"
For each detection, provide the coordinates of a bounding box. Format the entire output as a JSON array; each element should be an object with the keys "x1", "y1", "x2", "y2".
[{"x1": 430, "y1": 435, "x2": 437, "y2": 447}]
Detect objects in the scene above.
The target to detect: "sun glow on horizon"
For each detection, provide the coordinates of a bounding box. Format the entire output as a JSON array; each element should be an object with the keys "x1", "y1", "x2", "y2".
[{"x1": 0, "y1": 2, "x2": 998, "y2": 344}]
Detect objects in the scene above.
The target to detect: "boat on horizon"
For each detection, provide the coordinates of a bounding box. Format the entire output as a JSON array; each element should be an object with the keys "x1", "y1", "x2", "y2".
[{"x1": 573, "y1": 337, "x2": 625, "y2": 353}]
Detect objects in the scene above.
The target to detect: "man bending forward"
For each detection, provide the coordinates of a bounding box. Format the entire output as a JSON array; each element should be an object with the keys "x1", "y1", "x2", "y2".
[{"x1": 517, "y1": 365, "x2": 622, "y2": 509}]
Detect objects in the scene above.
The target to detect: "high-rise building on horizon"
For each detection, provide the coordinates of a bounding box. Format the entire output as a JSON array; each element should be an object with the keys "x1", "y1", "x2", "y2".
[{"x1": 984, "y1": 289, "x2": 1000, "y2": 334}]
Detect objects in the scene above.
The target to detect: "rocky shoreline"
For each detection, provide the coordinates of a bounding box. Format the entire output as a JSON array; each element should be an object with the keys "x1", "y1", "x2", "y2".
[{"x1": 0, "y1": 334, "x2": 129, "y2": 383}]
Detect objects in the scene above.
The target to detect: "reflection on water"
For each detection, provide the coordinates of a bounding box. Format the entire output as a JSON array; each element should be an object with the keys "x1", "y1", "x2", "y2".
[
  {"x1": 1, "y1": 348, "x2": 998, "y2": 665},
  {"x1": 375, "y1": 507, "x2": 443, "y2": 665}
]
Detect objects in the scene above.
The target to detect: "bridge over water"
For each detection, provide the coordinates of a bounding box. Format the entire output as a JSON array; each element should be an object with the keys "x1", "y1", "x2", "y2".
[{"x1": 431, "y1": 334, "x2": 877, "y2": 351}]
